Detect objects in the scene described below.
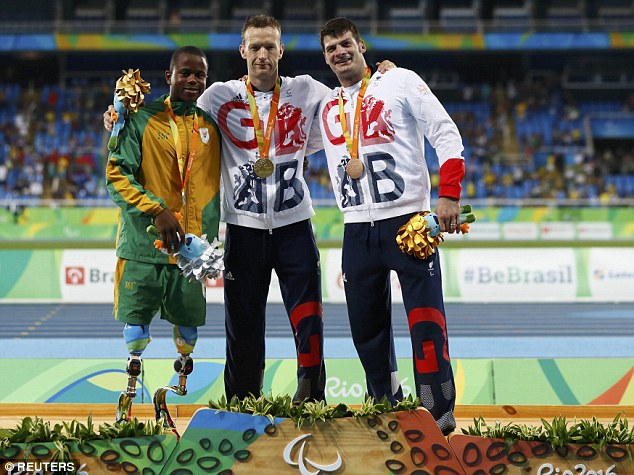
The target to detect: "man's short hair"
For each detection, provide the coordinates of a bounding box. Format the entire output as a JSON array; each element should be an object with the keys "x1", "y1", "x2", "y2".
[
  {"x1": 169, "y1": 46, "x2": 207, "y2": 71},
  {"x1": 319, "y1": 17, "x2": 362, "y2": 51},
  {"x1": 241, "y1": 15, "x2": 282, "y2": 44}
]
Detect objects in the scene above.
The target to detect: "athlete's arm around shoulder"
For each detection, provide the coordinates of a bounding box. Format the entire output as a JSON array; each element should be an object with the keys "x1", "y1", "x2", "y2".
[
  {"x1": 295, "y1": 74, "x2": 332, "y2": 101},
  {"x1": 196, "y1": 80, "x2": 238, "y2": 116},
  {"x1": 291, "y1": 75, "x2": 331, "y2": 154}
]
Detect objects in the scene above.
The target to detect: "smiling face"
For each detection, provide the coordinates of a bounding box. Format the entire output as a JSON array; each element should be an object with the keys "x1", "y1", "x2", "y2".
[
  {"x1": 322, "y1": 31, "x2": 367, "y2": 87},
  {"x1": 240, "y1": 26, "x2": 284, "y2": 89},
  {"x1": 165, "y1": 51, "x2": 208, "y2": 103}
]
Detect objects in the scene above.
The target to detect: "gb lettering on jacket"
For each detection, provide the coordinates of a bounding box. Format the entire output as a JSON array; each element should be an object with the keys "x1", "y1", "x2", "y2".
[
  {"x1": 322, "y1": 95, "x2": 405, "y2": 208},
  {"x1": 217, "y1": 99, "x2": 309, "y2": 214}
]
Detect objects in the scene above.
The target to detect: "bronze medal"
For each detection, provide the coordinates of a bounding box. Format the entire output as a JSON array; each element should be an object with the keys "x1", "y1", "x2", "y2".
[
  {"x1": 346, "y1": 159, "x2": 364, "y2": 179},
  {"x1": 254, "y1": 158, "x2": 274, "y2": 178}
]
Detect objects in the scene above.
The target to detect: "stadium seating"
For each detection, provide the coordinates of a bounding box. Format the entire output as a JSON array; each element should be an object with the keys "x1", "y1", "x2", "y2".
[
  {"x1": 438, "y1": 0, "x2": 481, "y2": 33},
  {"x1": 597, "y1": 0, "x2": 634, "y2": 31},
  {"x1": 491, "y1": 0, "x2": 535, "y2": 32},
  {"x1": 1, "y1": 0, "x2": 633, "y2": 203},
  {"x1": 2, "y1": 72, "x2": 633, "y2": 202}
]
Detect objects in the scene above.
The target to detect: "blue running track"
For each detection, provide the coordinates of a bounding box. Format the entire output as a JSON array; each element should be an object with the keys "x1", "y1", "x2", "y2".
[{"x1": 1, "y1": 302, "x2": 633, "y2": 359}]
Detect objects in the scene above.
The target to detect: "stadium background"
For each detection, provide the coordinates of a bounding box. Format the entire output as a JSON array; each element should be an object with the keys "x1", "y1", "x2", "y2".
[{"x1": 0, "y1": 1, "x2": 633, "y2": 406}]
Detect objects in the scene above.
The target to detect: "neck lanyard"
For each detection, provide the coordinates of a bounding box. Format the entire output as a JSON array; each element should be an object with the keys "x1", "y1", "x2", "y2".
[
  {"x1": 164, "y1": 96, "x2": 198, "y2": 206},
  {"x1": 338, "y1": 67, "x2": 371, "y2": 160},
  {"x1": 245, "y1": 77, "x2": 281, "y2": 160}
]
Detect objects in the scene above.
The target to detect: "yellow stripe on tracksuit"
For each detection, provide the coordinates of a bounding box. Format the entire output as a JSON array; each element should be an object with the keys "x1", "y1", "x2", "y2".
[{"x1": 106, "y1": 94, "x2": 221, "y2": 264}]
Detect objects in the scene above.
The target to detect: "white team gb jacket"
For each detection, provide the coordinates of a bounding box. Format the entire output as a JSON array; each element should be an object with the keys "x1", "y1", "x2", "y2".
[
  {"x1": 197, "y1": 75, "x2": 330, "y2": 230},
  {"x1": 318, "y1": 67, "x2": 465, "y2": 224}
]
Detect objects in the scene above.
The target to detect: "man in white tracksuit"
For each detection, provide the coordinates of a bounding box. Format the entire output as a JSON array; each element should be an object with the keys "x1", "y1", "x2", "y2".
[
  {"x1": 318, "y1": 17, "x2": 466, "y2": 435},
  {"x1": 197, "y1": 15, "x2": 329, "y2": 402}
]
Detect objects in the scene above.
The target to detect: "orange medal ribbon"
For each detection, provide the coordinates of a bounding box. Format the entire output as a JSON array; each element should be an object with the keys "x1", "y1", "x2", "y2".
[
  {"x1": 164, "y1": 96, "x2": 199, "y2": 206},
  {"x1": 338, "y1": 67, "x2": 371, "y2": 161},
  {"x1": 245, "y1": 77, "x2": 281, "y2": 160}
]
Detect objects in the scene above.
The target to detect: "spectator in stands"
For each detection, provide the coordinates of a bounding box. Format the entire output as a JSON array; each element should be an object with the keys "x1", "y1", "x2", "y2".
[
  {"x1": 622, "y1": 150, "x2": 634, "y2": 175},
  {"x1": 166, "y1": 0, "x2": 181, "y2": 26},
  {"x1": 105, "y1": 46, "x2": 222, "y2": 421},
  {"x1": 317, "y1": 17, "x2": 465, "y2": 435}
]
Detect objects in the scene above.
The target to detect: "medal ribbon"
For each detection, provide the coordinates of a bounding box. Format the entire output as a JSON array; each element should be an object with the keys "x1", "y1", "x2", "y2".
[
  {"x1": 245, "y1": 77, "x2": 281, "y2": 160},
  {"x1": 164, "y1": 96, "x2": 199, "y2": 205},
  {"x1": 338, "y1": 67, "x2": 371, "y2": 160}
]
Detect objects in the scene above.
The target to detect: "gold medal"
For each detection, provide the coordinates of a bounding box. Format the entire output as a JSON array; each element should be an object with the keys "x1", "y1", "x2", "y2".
[
  {"x1": 346, "y1": 159, "x2": 364, "y2": 179},
  {"x1": 254, "y1": 158, "x2": 274, "y2": 178}
]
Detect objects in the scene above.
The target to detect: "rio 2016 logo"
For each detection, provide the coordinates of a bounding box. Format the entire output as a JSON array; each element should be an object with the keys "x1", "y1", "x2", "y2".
[
  {"x1": 537, "y1": 463, "x2": 616, "y2": 475},
  {"x1": 326, "y1": 376, "x2": 412, "y2": 399}
]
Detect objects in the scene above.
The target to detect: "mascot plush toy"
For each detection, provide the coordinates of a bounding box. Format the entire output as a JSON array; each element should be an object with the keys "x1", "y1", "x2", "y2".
[
  {"x1": 396, "y1": 204, "x2": 476, "y2": 259},
  {"x1": 107, "y1": 96, "x2": 127, "y2": 152},
  {"x1": 147, "y1": 217, "x2": 224, "y2": 284},
  {"x1": 107, "y1": 68, "x2": 151, "y2": 152}
]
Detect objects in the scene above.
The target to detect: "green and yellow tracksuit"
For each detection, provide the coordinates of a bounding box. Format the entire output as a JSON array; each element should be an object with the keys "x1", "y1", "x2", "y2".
[{"x1": 106, "y1": 94, "x2": 221, "y2": 326}]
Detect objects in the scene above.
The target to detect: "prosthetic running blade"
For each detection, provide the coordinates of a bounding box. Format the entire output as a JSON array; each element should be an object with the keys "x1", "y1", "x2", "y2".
[
  {"x1": 116, "y1": 392, "x2": 134, "y2": 424},
  {"x1": 153, "y1": 386, "x2": 183, "y2": 439}
]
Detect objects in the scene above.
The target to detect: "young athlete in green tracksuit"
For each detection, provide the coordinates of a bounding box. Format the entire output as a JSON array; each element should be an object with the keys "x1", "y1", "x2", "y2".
[{"x1": 105, "y1": 46, "x2": 221, "y2": 423}]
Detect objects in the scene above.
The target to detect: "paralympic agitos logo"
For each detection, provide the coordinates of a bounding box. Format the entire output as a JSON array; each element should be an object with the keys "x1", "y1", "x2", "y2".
[{"x1": 283, "y1": 434, "x2": 342, "y2": 474}]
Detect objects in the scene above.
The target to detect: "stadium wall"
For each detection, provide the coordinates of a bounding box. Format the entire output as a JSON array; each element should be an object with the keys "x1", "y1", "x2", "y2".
[
  {"x1": 2, "y1": 32, "x2": 634, "y2": 52},
  {"x1": 1, "y1": 206, "x2": 634, "y2": 243},
  {"x1": 0, "y1": 357, "x2": 631, "y2": 405}
]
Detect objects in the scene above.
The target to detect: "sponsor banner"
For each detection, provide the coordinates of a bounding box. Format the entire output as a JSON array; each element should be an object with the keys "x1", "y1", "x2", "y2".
[
  {"x1": 60, "y1": 250, "x2": 117, "y2": 302},
  {"x1": 58, "y1": 249, "x2": 276, "y2": 304},
  {"x1": 457, "y1": 248, "x2": 577, "y2": 302},
  {"x1": 588, "y1": 248, "x2": 634, "y2": 300},
  {"x1": 4, "y1": 247, "x2": 634, "y2": 303},
  {"x1": 502, "y1": 222, "x2": 538, "y2": 240},
  {"x1": 463, "y1": 222, "x2": 501, "y2": 240},
  {"x1": 7, "y1": 32, "x2": 634, "y2": 54},
  {"x1": 203, "y1": 273, "x2": 225, "y2": 302},
  {"x1": 590, "y1": 117, "x2": 634, "y2": 138},
  {"x1": 322, "y1": 248, "x2": 345, "y2": 303},
  {"x1": 540, "y1": 222, "x2": 575, "y2": 240},
  {"x1": 576, "y1": 221, "x2": 613, "y2": 240},
  {"x1": 486, "y1": 32, "x2": 611, "y2": 50},
  {"x1": 218, "y1": 222, "x2": 227, "y2": 241}
]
